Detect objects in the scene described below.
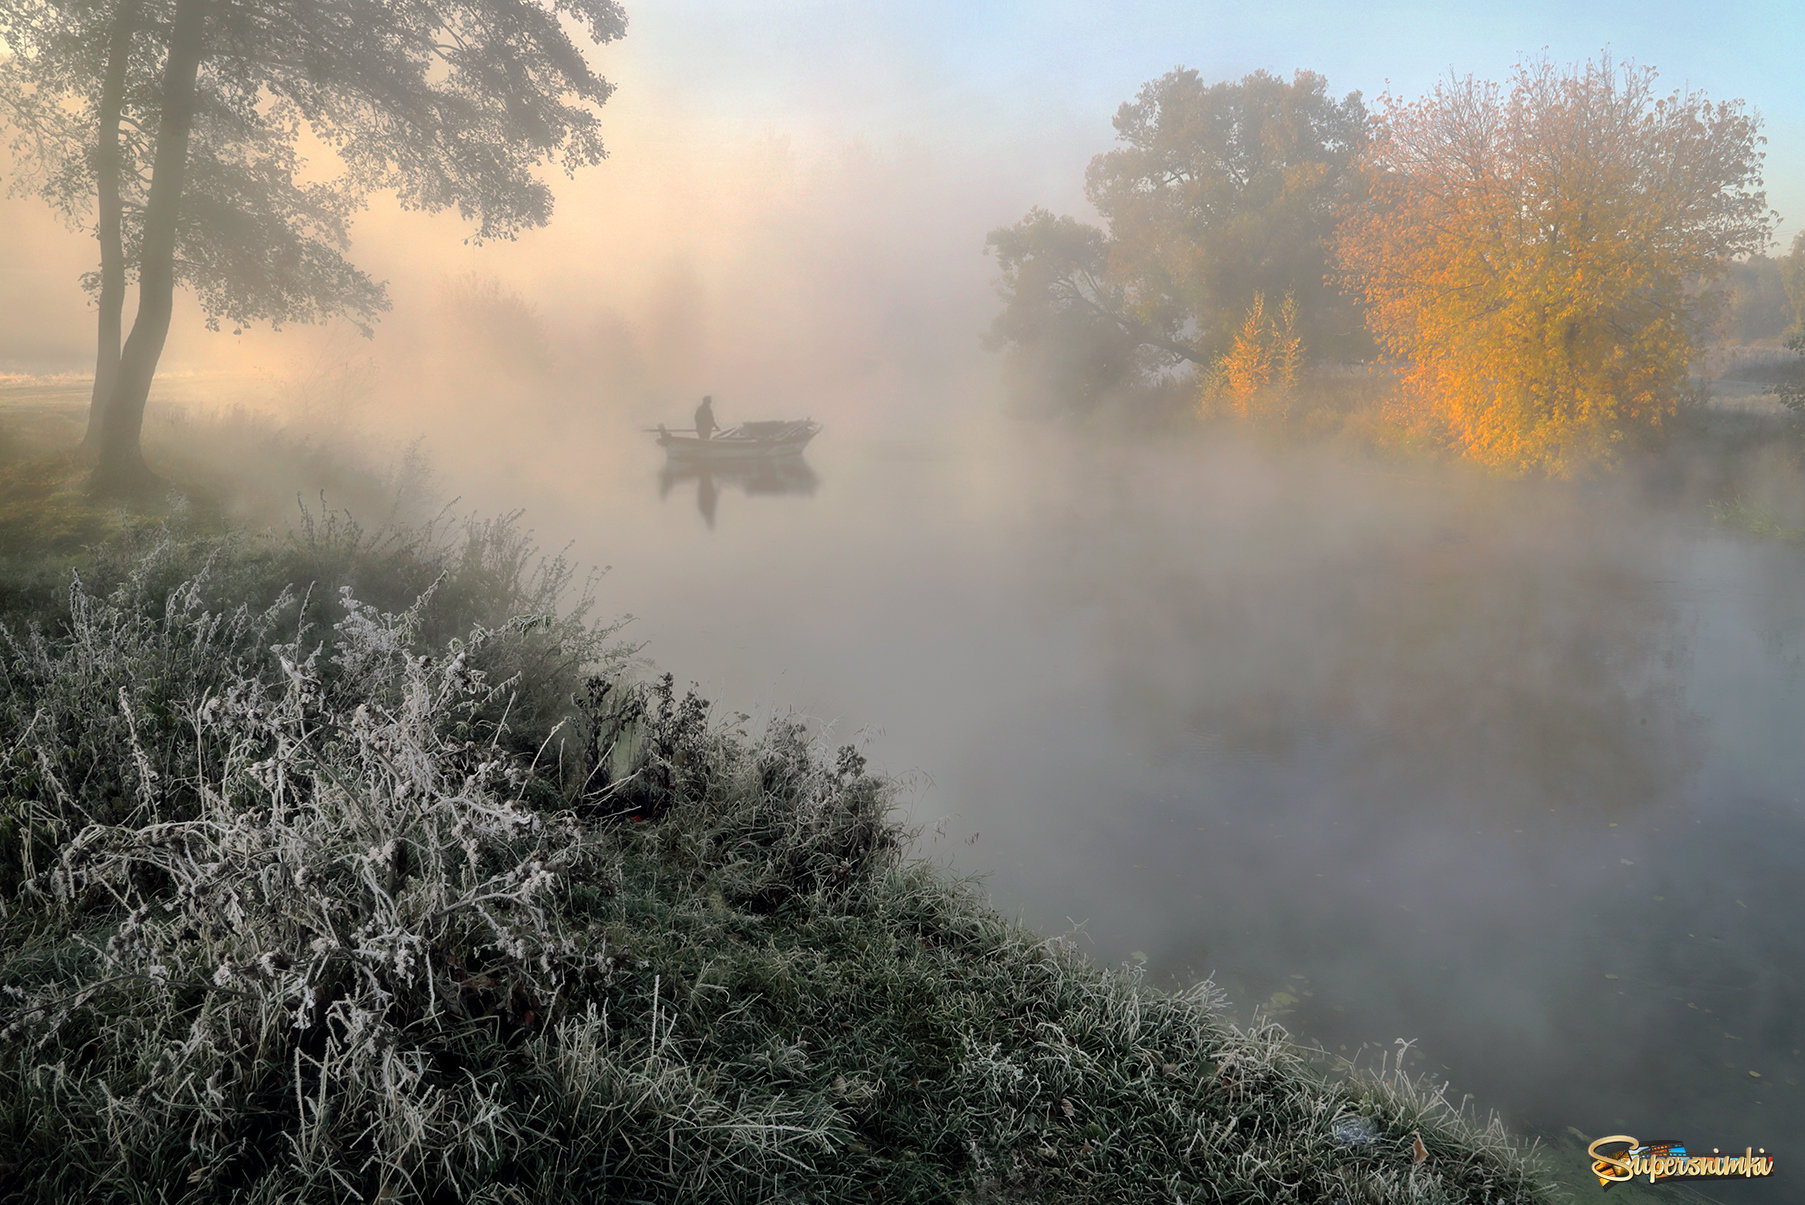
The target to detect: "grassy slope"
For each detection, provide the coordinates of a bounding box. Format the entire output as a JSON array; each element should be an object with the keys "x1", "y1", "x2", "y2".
[{"x1": 0, "y1": 388, "x2": 1566, "y2": 1203}]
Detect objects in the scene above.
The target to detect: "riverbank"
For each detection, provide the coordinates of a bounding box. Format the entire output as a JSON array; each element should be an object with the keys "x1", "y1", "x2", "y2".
[{"x1": 0, "y1": 399, "x2": 1563, "y2": 1200}]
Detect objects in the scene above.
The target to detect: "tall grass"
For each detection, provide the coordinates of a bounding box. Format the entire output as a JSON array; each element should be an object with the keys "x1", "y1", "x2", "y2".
[{"x1": 0, "y1": 515, "x2": 1561, "y2": 1203}]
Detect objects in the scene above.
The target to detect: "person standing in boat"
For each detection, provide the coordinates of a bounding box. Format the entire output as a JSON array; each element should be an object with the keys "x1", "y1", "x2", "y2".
[{"x1": 694, "y1": 395, "x2": 717, "y2": 441}]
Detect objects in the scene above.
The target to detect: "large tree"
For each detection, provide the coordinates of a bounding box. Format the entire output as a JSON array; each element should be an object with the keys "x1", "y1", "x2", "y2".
[
  {"x1": 982, "y1": 207, "x2": 1145, "y2": 411},
  {"x1": 1, "y1": 0, "x2": 627, "y2": 490},
  {"x1": 986, "y1": 68, "x2": 1368, "y2": 411},
  {"x1": 1336, "y1": 56, "x2": 1771, "y2": 474}
]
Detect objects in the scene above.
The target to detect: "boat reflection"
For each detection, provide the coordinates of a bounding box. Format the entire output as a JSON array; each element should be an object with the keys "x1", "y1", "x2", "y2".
[{"x1": 658, "y1": 455, "x2": 819, "y2": 528}]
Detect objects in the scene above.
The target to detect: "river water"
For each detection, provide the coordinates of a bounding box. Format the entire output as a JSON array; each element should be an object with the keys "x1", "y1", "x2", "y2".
[{"x1": 434, "y1": 410, "x2": 1802, "y2": 1199}]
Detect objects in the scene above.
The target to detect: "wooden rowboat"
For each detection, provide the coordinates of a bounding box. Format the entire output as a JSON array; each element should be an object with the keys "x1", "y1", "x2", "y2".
[{"x1": 652, "y1": 419, "x2": 820, "y2": 459}]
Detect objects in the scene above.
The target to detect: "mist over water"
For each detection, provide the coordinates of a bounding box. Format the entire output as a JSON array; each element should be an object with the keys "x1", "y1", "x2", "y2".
[
  {"x1": 8, "y1": 14, "x2": 1804, "y2": 1193},
  {"x1": 371, "y1": 385, "x2": 1802, "y2": 1197}
]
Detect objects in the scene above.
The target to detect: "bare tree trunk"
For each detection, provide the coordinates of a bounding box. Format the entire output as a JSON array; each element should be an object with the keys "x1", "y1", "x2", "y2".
[
  {"x1": 80, "y1": 0, "x2": 143, "y2": 460},
  {"x1": 94, "y1": 0, "x2": 207, "y2": 493}
]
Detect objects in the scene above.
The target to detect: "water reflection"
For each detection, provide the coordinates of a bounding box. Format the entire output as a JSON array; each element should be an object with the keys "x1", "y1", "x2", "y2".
[
  {"x1": 984, "y1": 435, "x2": 1798, "y2": 1197},
  {"x1": 449, "y1": 418, "x2": 1805, "y2": 1202},
  {"x1": 657, "y1": 455, "x2": 818, "y2": 528},
  {"x1": 1050, "y1": 467, "x2": 1702, "y2": 824}
]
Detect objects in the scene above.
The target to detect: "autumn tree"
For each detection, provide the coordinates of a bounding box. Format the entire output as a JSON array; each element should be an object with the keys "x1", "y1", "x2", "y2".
[
  {"x1": 986, "y1": 69, "x2": 1368, "y2": 412},
  {"x1": 1202, "y1": 292, "x2": 1302, "y2": 419},
  {"x1": 1336, "y1": 55, "x2": 1771, "y2": 474},
  {"x1": 0, "y1": 0, "x2": 626, "y2": 490}
]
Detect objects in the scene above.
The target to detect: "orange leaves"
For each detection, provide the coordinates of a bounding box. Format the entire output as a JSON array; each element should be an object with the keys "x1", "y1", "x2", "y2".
[
  {"x1": 1203, "y1": 292, "x2": 1302, "y2": 420},
  {"x1": 1336, "y1": 55, "x2": 1772, "y2": 474}
]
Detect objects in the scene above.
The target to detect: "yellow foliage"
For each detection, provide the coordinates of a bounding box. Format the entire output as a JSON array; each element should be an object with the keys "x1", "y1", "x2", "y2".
[
  {"x1": 1336, "y1": 55, "x2": 1771, "y2": 475},
  {"x1": 1204, "y1": 292, "x2": 1303, "y2": 420}
]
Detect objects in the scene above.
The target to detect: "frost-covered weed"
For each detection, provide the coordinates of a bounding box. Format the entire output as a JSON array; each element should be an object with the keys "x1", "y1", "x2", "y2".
[
  {"x1": 4, "y1": 573, "x2": 615, "y2": 1199},
  {"x1": 0, "y1": 525, "x2": 1557, "y2": 1204},
  {"x1": 0, "y1": 538, "x2": 295, "y2": 896}
]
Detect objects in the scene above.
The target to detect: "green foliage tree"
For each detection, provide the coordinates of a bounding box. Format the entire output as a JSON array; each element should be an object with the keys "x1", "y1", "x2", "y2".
[
  {"x1": 982, "y1": 207, "x2": 1144, "y2": 412},
  {"x1": 1771, "y1": 233, "x2": 1805, "y2": 415},
  {"x1": 1720, "y1": 254, "x2": 1791, "y2": 344},
  {"x1": 985, "y1": 69, "x2": 1368, "y2": 412},
  {"x1": 1087, "y1": 68, "x2": 1369, "y2": 363},
  {"x1": 1783, "y1": 230, "x2": 1805, "y2": 338},
  {"x1": 0, "y1": 0, "x2": 627, "y2": 490}
]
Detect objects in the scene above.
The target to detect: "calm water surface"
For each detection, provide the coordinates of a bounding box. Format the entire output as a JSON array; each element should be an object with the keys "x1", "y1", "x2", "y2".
[{"x1": 443, "y1": 415, "x2": 1803, "y2": 1198}]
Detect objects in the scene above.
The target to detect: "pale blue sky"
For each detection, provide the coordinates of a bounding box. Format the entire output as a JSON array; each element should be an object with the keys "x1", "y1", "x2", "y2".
[
  {"x1": 7, "y1": 0, "x2": 1798, "y2": 373},
  {"x1": 619, "y1": 0, "x2": 1805, "y2": 241}
]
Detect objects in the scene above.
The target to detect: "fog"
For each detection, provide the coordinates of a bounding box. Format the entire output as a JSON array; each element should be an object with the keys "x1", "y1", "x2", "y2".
[
  {"x1": 7, "y1": 7, "x2": 1805, "y2": 1199},
  {"x1": 359, "y1": 400, "x2": 1805, "y2": 1198},
  {"x1": 430, "y1": 419, "x2": 1799, "y2": 1200}
]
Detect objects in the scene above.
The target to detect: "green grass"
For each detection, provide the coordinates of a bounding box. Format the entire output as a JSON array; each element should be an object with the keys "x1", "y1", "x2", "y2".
[
  {"x1": 1527, "y1": 1128, "x2": 1728, "y2": 1205},
  {"x1": 0, "y1": 385, "x2": 156, "y2": 564},
  {"x1": 0, "y1": 379, "x2": 432, "y2": 572}
]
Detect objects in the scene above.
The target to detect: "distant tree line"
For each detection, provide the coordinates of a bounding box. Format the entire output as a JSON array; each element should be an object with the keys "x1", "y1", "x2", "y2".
[
  {"x1": 988, "y1": 55, "x2": 1781, "y2": 475},
  {"x1": 1720, "y1": 246, "x2": 1799, "y2": 344}
]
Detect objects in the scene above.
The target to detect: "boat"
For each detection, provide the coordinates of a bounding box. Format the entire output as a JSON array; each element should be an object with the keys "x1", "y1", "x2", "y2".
[{"x1": 653, "y1": 419, "x2": 820, "y2": 459}]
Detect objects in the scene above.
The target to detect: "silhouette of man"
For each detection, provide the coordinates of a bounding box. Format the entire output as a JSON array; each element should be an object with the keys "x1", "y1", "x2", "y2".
[{"x1": 694, "y1": 395, "x2": 716, "y2": 441}]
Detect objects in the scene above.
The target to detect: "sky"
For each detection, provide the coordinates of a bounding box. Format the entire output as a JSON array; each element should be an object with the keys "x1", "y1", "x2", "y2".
[
  {"x1": 619, "y1": 0, "x2": 1805, "y2": 231},
  {"x1": 3, "y1": 0, "x2": 1803, "y2": 385}
]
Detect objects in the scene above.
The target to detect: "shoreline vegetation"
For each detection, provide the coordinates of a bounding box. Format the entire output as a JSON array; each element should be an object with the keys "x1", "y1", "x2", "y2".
[
  {"x1": 0, "y1": 393, "x2": 1586, "y2": 1202},
  {"x1": 985, "y1": 56, "x2": 1802, "y2": 484}
]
